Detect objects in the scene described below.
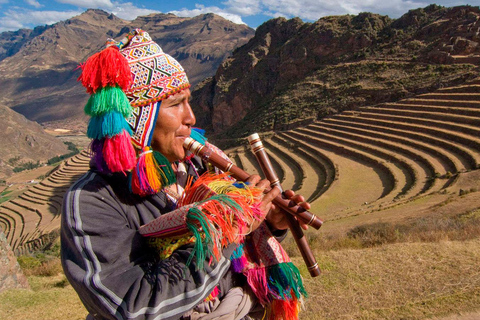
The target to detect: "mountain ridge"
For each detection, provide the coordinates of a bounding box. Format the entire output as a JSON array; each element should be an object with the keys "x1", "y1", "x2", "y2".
[
  {"x1": 0, "y1": 9, "x2": 254, "y2": 126},
  {"x1": 190, "y1": 5, "x2": 480, "y2": 144},
  {"x1": 0, "y1": 104, "x2": 68, "y2": 178}
]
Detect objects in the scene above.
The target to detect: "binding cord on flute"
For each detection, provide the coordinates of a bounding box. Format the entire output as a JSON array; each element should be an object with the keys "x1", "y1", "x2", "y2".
[
  {"x1": 183, "y1": 137, "x2": 324, "y2": 230},
  {"x1": 248, "y1": 133, "x2": 321, "y2": 277}
]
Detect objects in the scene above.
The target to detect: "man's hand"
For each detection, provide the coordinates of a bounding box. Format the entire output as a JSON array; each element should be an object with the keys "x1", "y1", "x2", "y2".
[
  {"x1": 266, "y1": 189, "x2": 311, "y2": 231},
  {"x1": 244, "y1": 175, "x2": 311, "y2": 233},
  {"x1": 244, "y1": 175, "x2": 280, "y2": 233}
]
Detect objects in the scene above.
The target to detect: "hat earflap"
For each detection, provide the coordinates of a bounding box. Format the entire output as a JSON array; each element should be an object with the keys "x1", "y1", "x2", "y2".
[{"x1": 128, "y1": 99, "x2": 176, "y2": 196}]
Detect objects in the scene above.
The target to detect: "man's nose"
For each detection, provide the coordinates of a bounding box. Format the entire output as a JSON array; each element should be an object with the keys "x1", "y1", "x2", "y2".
[{"x1": 183, "y1": 102, "x2": 196, "y2": 126}]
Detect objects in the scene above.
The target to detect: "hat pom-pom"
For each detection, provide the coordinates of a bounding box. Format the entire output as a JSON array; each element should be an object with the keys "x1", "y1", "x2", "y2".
[
  {"x1": 84, "y1": 86, "x2": 132, "y2": 117},
  {"x1": 86, "y1": 111, "x2": 133, "y2": 140},
  {"x1": 103, "y1": 130, "x2": 137, "y2": 173},
  {"x1": 78, "y1": 46, "x2": 132, "y2": 94}
]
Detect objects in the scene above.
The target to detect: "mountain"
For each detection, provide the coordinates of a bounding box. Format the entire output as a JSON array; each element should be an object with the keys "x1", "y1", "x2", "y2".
[
  {"x1": 130, "y1": 13, "x2": 255, "y2": 85},
  {"x1": 0, "y1": 9, "x2": 254, "y2": 128},
  {"x1": 0, "y1": 105, "x2": 68, "y2": 178},
  {"x1": 191, "y1": 5, "x2": 480, "y2": 142}
]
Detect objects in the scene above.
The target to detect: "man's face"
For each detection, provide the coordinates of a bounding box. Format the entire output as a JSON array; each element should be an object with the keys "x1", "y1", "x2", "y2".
[{"x1": 151, "y1": 89, "x2": 196, "y2": 162}]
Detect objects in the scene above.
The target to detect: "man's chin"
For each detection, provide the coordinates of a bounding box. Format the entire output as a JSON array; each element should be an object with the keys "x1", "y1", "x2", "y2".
[{"x1": 167, "y1": 151, "x2": 186, "y2": 163}]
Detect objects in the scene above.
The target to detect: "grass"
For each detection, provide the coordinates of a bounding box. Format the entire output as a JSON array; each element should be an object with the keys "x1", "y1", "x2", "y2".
[
  {"x1": 282, "y1": 208, "x2": 480, "y2": 254},
  {"x1": 2, "y1": 209, "x2": 480, "y2": 319},
  {"x1": 298, "y1": 239, "x2": 480, "y2": 320},
  {"x1": 285, "y1": 208, "x2": 480, "y2": 319},
  {"x1": 0, "y1": 189, "x2": 12, "y2": 204},
  {"x1": 0, "y1": 240, "x2": 88, "y2": 320},
  {"x1": 0, "y1": 274, "x2": 88, "y2": 320}
]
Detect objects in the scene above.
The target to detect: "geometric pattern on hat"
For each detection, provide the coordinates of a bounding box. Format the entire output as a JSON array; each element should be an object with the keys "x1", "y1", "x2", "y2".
[
  {"x1": 120, "y1": 29, "x2": 190, "y2": 108},
  {"x1": 126, "y1": 101, "x2": 159, "y2": 149}
]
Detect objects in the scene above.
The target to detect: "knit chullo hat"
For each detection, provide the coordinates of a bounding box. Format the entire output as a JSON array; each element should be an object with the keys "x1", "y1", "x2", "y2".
[{"x1": 79, "y1": 29, "x2": 191, "y2": 196}]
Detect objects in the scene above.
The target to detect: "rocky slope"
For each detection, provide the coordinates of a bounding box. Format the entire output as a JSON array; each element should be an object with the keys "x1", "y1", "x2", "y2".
[
  {"x1": 0, "y1": 105, "x2": 68, "y2": 178},
  {"x1": 191, "y1": 5, "x2": 480, "y2": 142},
  {"x1": 0, "y1": 9, "x2": 254, "y2": 127}
]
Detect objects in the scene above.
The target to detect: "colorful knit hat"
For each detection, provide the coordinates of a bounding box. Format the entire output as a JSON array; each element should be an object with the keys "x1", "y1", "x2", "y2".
[{"x1": 79, "y1": 29, "x2": 191, "y2": 196}]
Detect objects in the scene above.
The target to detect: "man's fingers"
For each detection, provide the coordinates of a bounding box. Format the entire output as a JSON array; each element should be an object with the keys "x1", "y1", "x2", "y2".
[
  {"x1": 283, "y1": 189, "x2": 295, "y2": 198},
  {"x1": 256, "y1": 179, "x2": 271, "y2": 190},
  {"x1": 291, "y1": 194, "x2": 306, "y2": 204},
  {"x1": 262, "y1": 186, "x2": 281, "y2": 204},
  {"x1": 246, "y1": 174, "x2": 261, "y2": 185}
]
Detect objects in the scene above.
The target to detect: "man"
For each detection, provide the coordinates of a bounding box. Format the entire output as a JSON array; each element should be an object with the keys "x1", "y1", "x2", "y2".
[{"x1": 61, "y1": 29, "x2": 310, "y2": 320}]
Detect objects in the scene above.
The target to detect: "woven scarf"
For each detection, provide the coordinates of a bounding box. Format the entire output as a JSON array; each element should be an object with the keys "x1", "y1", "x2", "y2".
[{"x1": 139, "y1": 170, "x2": 307, "y2": 320}]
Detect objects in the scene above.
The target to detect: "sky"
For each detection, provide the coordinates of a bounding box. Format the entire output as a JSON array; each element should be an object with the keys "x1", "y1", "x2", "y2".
[{"x1": 0, "y1": 0, "x2": 479, "y2": 32}]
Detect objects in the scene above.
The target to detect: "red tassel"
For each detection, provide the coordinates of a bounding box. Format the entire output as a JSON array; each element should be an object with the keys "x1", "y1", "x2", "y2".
[
  {"x1": 78, "y1": 46, "x2": 132, "y2": 94},
  {"x1": 103, "y1": 130, "x2": 136, "y2": 173},
  {"x1": 130, "y1": 169, "x2": 144, "y2": 196},
  {"x1": 267, "y1": 298, "x2": 300, "y2": 320}
]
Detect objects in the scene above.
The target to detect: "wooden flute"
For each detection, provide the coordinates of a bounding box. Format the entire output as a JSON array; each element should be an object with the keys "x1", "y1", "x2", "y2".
[
  {"x1": 247, "y1": 133, "x2": 321, "y2": 277},
  {"x1": 183, "y1": 137, "x2": 324, "y2": 230}
]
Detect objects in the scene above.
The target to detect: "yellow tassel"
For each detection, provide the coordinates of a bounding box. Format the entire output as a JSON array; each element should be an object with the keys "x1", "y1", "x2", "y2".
[{"x1": 144, "y1": 148, "x2": 162, "y2": 191}]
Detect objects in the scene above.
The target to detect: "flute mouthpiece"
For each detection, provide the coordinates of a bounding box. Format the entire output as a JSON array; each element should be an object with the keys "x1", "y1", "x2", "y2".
[
  {"x1": 247, "y1": 133, "x2": 264, "y2": 153},
  {"x1": 247, "y1": 133, "x2": 260, "y2": 142},
  {"x1": 183, "y1": 137, "x2": 203, "y2": 155}
]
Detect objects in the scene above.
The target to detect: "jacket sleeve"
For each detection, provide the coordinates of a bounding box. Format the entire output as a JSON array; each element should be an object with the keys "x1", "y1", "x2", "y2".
[{"x1": 61, "y1": 172, "x2": 236, "y2": 320}]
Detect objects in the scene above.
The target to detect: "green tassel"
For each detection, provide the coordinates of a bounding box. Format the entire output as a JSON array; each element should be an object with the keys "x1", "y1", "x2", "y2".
[
  {"x1": 152, "y1": 151, "x2": 176, "y2": 186},
  {"x1": 205, "y1": 194, "x2": 244, "y2": 212},
  {"x1": 268, "y1": 262, "x2": 307, "y2": 300},
  {"x1": 84, "y1": 86, "x2": 132, "y2": 117},
  {"x1": 186, "y1": 207, "x2": 215, "y2": 270}
]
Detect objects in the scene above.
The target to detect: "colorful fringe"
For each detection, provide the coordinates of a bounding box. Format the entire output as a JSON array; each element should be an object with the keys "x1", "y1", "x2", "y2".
[
  {"x1": 130, "y1": 147, "x2": 176, "y2": 196},
  {"x1": 142, "y1": 173, "x2": 307, "y2": 320}
]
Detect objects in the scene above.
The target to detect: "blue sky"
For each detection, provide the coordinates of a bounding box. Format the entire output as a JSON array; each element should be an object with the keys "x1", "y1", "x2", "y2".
[{"x1": 0, "y1": 0, "x2": 479, "y2": 32}]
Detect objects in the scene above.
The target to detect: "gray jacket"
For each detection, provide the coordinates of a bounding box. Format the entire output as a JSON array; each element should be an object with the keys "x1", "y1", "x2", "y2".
[{"x1": 61, "y1": 157, "x2": 242, "y2": 320}]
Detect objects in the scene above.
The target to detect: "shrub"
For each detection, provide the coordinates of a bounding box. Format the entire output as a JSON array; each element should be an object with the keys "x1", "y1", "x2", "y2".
[
  {"x1": 347, "y1": 222, "x2": 403, "y2": 247},
  {"x1": 13, "y1": 160, "x2": 41, "y2": 173},
  {"x1": 64, "y1": 141, "x2": 79, "y2": 153},
  {"x1": 340, "y1": 209, "x2": 480, "y2": 249},
  {"x1": 17, "y1": 234, "x2": 62, "y2": 276},
  {"x1": 8, "y1": 156, "x2": 21, "y2": 166},
  {"x1": 17, "y1": 255, "x2": 42, "y2": 270}
]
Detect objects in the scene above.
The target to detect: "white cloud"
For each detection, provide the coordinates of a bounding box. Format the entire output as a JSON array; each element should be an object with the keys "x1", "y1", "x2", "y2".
[
  {"x1": 255, "y1": 0, "x2": 480, "y2": 21},
  {"x1": 0, "y1": 9, "x2": 81, "y2": 32},
  {"x1": 220, "y1": 0, "x2": 476, "y2": 23},
  {"x1": 278, "y1": 0, "x2": 479, "y2": 20},
  {"x1": 55, "y1": 1, "x2": 159, "y2": 21},
  {"x1": 221, "y1": 0, "x2": 263, "y2": 16},
  {"x1": 110, "y1": 2, "x2": 159, "y2": 20},
  {"x1": 0, "y1": 1, "x2": 159, "y2": 32},
  {"x1": 169, "y1": 4, "x2": 245, "y2": 25},
  {"x1": 56, "y1": 0, "x2": 115, "y2": 9},
  {"x1": 25, "y1": 0, "x2": 42, "y2": 8}
]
